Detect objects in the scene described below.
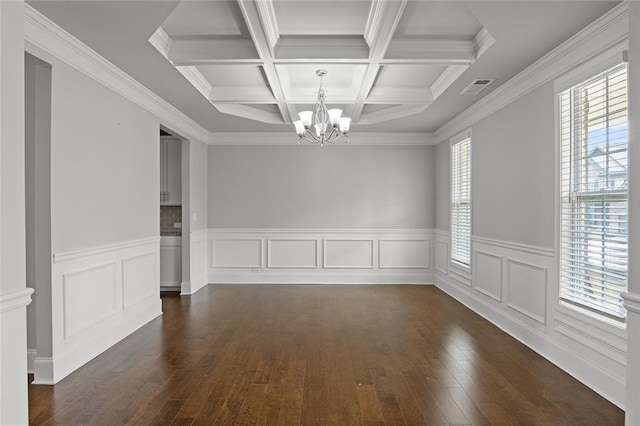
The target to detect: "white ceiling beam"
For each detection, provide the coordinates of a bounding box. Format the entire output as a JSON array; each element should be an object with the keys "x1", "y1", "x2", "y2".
[
  {"x1": 348, "y1": 104, "x2": 430, "y2": 125},
  {"x1": 366, "y1": 87, "x2": 433, "y2": 105},
  {"x1": 352, "y1": 0, "x2": 408, "y2": 123},
  {"x1": 385, "y1": 39, "x2": 476, "y2": 63},
  {"x1": 237, "y1": 0, "x2": 292, "y2": 123},
  {"x1": 176, "y1": 66, "x2": 213, "y2": 99},
  {"x1": 474, "y1": 27, "x2": 496, "y2": 58},
  {"x1": 212, "y1": 104, "x2": 283, "y2": 124},
  {"x1": 254, "y1": 0, "x2": 280, "y2": 57},
  {"x1": 209, "y1": 87, "x2": 275, "y2": 103},
  {"x1": 430, "y1": 65, "x2": 469, "y2": 100},
  {"x1": 149, "y1": 28, "x2": 215, "y2": 100},
  {"x1": 275, "y1": 36, "x2": 369, "y2": 60},
  {"x1": 166, "y1": 38, "x2": 259, "y2": 65}
]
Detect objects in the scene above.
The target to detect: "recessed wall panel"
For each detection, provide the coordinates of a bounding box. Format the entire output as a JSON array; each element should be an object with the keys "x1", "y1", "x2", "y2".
[
  {"x1": 268, "y1": 239, "x2": 317, "y2": 268},
  {"x1": 473, "y1": 251, "x2": 502, "y2": 301},
  {"x1": 435, "y1": 240, "x2": 448, "y2": 274},
  {"x1": 323, "y1": 239, "x2": 373, "y2": 269},
  {"x1": 63, "y1": 263, "x2": 117, "y2": 338},
  {"x1": 123, "y1": 253, "x2": 157, "y2": 308},
  {"x1": 379, "y1": 240, "x2": 429, "y2": 269},
  {"x1": 507, "y1": 259, "x2": 547, "y2": 324},
  {"x1": 212, "y1": 239, "x2": 262, "y2": 268}
]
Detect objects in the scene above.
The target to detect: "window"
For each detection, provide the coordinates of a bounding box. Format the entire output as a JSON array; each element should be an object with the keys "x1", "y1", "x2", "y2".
[
  {"x1": 559, "y1": 63, "x2": 628, "y2": 321},
  {"x1": 451, "y1": 136, "x2": 471, "y2": 267}
]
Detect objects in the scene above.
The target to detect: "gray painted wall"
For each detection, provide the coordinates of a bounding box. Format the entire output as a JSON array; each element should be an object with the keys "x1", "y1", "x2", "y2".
[
  {"x1": 25, "y1": 54, "x2": 53, "y2": 356},
  {"x1": 208, "y1": 145, "x2": 435, "y2": 229},
  {"x1": 190, "y1": 139, "x2": 208, "y2": 232},
  {"x1": 435, "y1": 141, "x2": 450, "y2": 231},
  {"x1": 27, "y1": 44, "x2": 160, "y2": 254},
  {"x1": 435, "y1": 82, "x2": 556, "y2": 248}
]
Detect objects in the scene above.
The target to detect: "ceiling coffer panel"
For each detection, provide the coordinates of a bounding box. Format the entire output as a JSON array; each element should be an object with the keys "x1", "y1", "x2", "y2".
[{"x1": 197, "y1": 65, "x2": 274, "y2": 103}]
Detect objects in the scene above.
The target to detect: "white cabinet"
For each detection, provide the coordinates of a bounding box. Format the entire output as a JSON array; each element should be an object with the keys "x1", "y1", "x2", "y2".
[
  {"x1": 160, "y1": 137, "x2": 181, "y2": 206},
  {"x1": 160, "y1": 236, "x2": 182, "y2": 288}
]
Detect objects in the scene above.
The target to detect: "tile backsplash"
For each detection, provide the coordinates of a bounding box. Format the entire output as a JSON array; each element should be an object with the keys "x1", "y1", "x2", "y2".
[{"x1": 160, "y1": 206, "x2": 182, "y2": 236}]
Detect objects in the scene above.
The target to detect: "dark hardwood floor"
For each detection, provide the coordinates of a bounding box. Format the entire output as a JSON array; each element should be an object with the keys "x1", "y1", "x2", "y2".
[{"x1": 28, "y1": 285, "x2": 624, "y2": 425}]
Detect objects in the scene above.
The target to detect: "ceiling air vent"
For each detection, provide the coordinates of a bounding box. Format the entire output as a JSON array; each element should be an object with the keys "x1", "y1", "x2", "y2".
[{"x1": 461, "y1": 78, "x2": 495, "y2": 95}]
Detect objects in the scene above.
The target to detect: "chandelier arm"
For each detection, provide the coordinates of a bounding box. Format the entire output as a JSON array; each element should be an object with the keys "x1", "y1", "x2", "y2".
[
  {"x1": 302, "y1": 131, "x2": 321, "y2": 144},
  {"x1": 324, "y1": 126, "x2": 340, "y2": 143},
  {"x1": 327, "y1": 127, "x2": 350, "y2": 143}
]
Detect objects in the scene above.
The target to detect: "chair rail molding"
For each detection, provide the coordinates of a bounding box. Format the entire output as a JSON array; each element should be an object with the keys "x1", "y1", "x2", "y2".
[{"x1": 0, "y1": 287, "x2": 34, "y2": 313}]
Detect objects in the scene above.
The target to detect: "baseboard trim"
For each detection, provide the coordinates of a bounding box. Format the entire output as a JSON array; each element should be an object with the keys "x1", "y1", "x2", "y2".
[
  {"x1": 434, "y1": 272, "x2": 625, "y2": 409},
  {"x1": 180, "y1": 278, "x2": 208, "y2": 295},
  {"x1": 31, "y1": 357, "x2": 54, "y2": 385},
  {"x1": 209, "y1": 271, "x2": 433, "y2": 285}
]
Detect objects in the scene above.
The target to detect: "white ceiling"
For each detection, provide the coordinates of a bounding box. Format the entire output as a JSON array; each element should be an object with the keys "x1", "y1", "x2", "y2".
[{"x1": 28, "y1": 0, "x2": 620, "y2": 135}]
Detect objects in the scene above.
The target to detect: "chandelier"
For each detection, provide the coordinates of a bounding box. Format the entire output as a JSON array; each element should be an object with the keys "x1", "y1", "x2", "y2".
[{"x1": 293, "y1": 70, "x2": 351, "y2": 147}]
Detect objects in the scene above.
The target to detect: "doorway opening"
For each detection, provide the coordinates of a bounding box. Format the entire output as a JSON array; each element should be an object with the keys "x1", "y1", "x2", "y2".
[
  {"x1": 159, "y1": 127, "x2": 190, "y2": 294},
  {"x1": 24, "y1": 52, "x2": 53, "y2": 384}
]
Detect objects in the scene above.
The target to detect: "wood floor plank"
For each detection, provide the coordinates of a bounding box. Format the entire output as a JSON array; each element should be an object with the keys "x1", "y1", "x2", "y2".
[{"x1": 28, "y1": 285, "x2": 624, "y2": 425}]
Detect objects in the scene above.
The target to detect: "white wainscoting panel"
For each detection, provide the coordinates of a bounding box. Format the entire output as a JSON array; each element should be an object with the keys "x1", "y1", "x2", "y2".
[
  {"x1": 212, "y1": 239, "x2": 262, "y2": 268},
  {"x1": 434, "y1": 231, "x2": 627, "y2": 409},
  {"x1": 268, "y1": 239, "x2": 318, "y2": 269},
  {"x1": 506, "y1": 259, "x2": 547, "y2": 324},
  {"x1": 323, "y1": 239, "x2": 374, "y2": 269},
  {"x1": 186, "y1": 230, "x2": 209, "y2": 295},
  {"x1": 62, "y1": 263, "x2": 117, "y2": 338},
  {"x1": 40, "y1": 237, "x2": 162, "y2": 385},
  {"x1": 123, "y1": 253, "x2": 157, "y2": 310},
  {"x1": 208, "y1": 229, "x2": 433, "y2": 284},
  {"x1": 473, "y1": 250, "x2": 503, "y2": 302},
  {"x1": 160, "y1": 246, "x2": 181, "y2": 288},
  {"x1": 435, "y1": 238, "x2": 449, "y2": 274},
  {"x1": 379, "y1": 239, "x2": 429, "y2": 269}
]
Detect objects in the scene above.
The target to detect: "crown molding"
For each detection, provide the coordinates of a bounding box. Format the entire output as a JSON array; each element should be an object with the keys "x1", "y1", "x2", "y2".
[
  {"x1": 474, "y1": 27, "x2": 496, "y2": 58},
  {"x1": 208, "y1": 132, "x2": 436, "y2": 146},
  {"x1": 24, "y1": 4, "x2": 210, "y2": 143},
  {"x1": 385, "y1": 38, "x2": 476, "y2": 62},
  {"x1": 212, "y1": 104, "x2": 283, "y2": 124},
  {"x1": 431, "y1": 65, "x2": 469, "y2": 99},
  {"x1": 358, "y1": 105, "x2": 429, "y2": 125},
  {"x1": 434, "y1": 1, "x2": 629, "y2": 143}
]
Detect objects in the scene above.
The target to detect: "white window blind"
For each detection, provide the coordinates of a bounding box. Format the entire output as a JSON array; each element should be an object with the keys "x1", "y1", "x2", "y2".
[
  {"x1": 560, "y1": 63, "x2": 628, "y2": 321},
  {"x1": 451, "y1": 137, "x2": 471, "y2": 266}
]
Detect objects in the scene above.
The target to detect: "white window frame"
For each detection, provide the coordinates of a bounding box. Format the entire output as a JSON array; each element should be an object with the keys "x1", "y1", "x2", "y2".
[
  {"x1": 554, "y1": 46, "x2": 629, "y2": 325},
  {"x1": 450, "y1": 129, "x2": 472, "y2": 271}
]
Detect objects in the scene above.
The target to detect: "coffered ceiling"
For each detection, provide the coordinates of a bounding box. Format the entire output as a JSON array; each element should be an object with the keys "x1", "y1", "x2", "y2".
[
  {"x1": 28, "y1": 0, "x2": 620, "y2": 136},
  {"x1": 150, "y1": 0, "x2": 494, "y2": 125}
]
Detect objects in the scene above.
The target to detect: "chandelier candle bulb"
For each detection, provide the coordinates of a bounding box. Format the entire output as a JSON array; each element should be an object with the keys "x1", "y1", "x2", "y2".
[
  {"x1": 339, "y1": 117, "x2": 351, "y2": 133},
  {"x1": 293, "y1": 70, "x2": 350, "y2": 146},
  {"x1": 298, "y1": 111, "x2": 313, "y2": 128},
  {"x1": 328, "y1": 109, "x2": 343, "y2": 126}
]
